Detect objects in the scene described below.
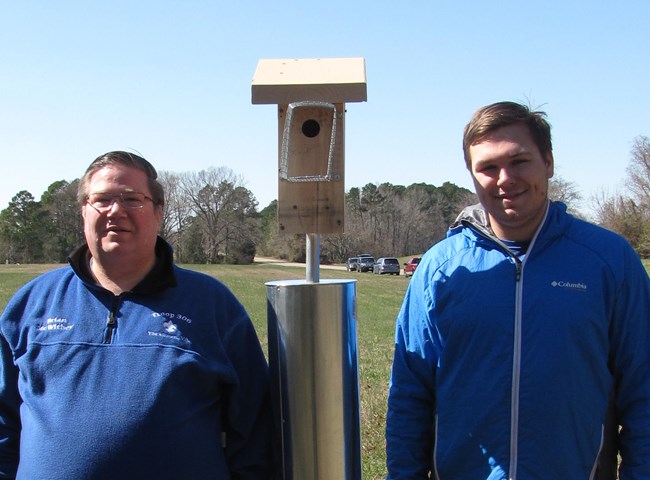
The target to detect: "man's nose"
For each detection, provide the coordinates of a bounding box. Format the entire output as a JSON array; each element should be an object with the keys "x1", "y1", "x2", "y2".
[
  {"x1": 106, "y1": 198, "x2": 126, "y2": 214},
  {"x1": 497, "y1": 167, "x2": 515, "y2": 185}
]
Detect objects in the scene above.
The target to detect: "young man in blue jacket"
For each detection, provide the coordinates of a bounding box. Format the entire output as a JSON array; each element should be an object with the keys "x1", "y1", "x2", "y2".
[
  {"x1": 0, "y1": 151, "x2": 274, "y2": 479},
  {"x1": 386, "y1": 102, "x2": 650, "y2": 479}
]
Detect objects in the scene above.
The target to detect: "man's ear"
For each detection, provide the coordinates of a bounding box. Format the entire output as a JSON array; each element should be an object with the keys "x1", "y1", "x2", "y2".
[
  {"x1": 154, "y1": 204, "x2": 164, "y2": 224},
  {"x1": 545, "y1": 152, "x2": 554, "y2": 179}
]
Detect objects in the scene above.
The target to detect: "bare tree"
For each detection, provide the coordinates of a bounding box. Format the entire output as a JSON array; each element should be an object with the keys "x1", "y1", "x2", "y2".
[
  {"x1": 335, "y1": 181, "x2": 474, "y2": 260},
  {"x1": 548, "y1": 175, "x2": 583, "y2": 216},
  {"x1": 321, "y1": 233, "x2": 356, "y2": 263},
  {"x1": 176, "y1": 167, "x2": 258, "y2": 263},
  {"x1": 590, "y1": 136, "x2": 650, "y2": 256},
  {"x1": 158, "y1": 171, "x2": 193, "y2": 260},
  {"x1": 627, "y1": 136, "x2": 650, "y2": 205}
]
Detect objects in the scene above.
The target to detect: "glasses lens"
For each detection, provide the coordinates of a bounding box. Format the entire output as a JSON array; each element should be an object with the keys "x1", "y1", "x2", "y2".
[
  {"x1": 121, "y1": 193, "x2": 146, "y2": 208},
  {"x1": 88, "y1": 193, "x2": 114, "y2": 209}
]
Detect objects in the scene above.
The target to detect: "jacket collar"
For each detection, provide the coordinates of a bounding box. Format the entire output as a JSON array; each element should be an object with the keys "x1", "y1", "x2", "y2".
[
  {"x1": 450, "y1": 203, "x2": 493, "y2": 238},
  {"x1": 68, "y1": 236, "x2": 177, "y2": 294},
  {"x1": 450, "y1": 200, "x2": 567, "y2": 254}
]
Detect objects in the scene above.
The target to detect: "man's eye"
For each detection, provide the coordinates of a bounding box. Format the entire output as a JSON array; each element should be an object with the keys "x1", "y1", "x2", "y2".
[
  {"x1": 92, "y1": 195, "x2": 112, "y2": 204},
  {"x1": 122, "y1": 194, "x2": 145, "y2": 207}
]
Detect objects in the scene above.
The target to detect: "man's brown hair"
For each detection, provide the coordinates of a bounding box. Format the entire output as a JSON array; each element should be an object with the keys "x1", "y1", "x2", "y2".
[
  {"x1": 77, "y1": 151, "x2": 164, "y2": 207},
  {"x1": 462, "y1": 101, "x2": 553, "y2": 168}
]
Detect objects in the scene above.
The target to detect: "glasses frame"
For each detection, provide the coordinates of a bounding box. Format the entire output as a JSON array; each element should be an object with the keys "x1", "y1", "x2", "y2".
[{"x1": 85, "y1": 191, "x2": 156, "y2": 213}]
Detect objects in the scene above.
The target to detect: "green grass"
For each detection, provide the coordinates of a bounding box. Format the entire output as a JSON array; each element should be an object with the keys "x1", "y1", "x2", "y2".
[
  {"x1": 0, "y1": 264, "x2": 64, "y2": 308},
  {"x1": 0, "y1": 263, "x2": 407, "y2": 480}
]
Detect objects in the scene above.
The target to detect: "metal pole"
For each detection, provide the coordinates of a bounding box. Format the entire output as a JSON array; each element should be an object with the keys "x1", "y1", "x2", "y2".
[
  {"x1": 266, "y1": 279, "x2": 361, "y2": 480},
  {"x1": 306, "y1": 233, "x2": 320, "y2": 283}
]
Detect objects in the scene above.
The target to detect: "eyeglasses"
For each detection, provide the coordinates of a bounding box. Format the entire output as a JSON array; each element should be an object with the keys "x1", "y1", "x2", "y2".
[{"x1": 86, "y1": 192, "x2": 155, "y2": 212}]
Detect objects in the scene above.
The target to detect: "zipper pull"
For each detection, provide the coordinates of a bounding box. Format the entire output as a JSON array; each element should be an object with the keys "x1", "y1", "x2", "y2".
[
  {"x1": 104, "y1": 311, "x2": 116, "y2": 343},
  {"x1": 515, "y1": 258, "x2": 522, "y2": 281}
]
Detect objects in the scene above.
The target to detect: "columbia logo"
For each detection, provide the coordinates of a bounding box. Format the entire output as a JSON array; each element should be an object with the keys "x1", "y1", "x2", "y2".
[{"x1": 551, "y1": 280, "x2": 588, "y2": 291}]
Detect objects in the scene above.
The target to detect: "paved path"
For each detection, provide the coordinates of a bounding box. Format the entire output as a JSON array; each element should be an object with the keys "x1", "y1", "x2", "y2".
[{"x1": 254, "y1": 257, "x2": 347, "y2": 271}]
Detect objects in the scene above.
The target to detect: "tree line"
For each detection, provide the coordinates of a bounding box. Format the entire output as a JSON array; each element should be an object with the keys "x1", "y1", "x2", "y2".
[
  {"x1": 0, "y1": 171, "x2": 475, "y2": 265},
  {"x1": 258, "y1": 182, "x2": 477, "y2": 264},
  {"x1": 1, "y1": 135, "x2": 648, "y2": 264}
]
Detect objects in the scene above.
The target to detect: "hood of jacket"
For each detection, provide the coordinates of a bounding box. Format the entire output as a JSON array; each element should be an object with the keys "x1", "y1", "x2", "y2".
[{"x1": 447, "y1": 200, "x2": 570, "y2": 255}]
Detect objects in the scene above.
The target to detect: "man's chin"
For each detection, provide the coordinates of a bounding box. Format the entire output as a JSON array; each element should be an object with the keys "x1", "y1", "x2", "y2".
[
  {"x1": 99, "y1": 240, "x2": 130, "y2": 254},
  {"x1": 502, "y1": 208, "x2": 522, "y2": 219},
  {"x1": 487, "y1": 204, "x2": 520, "y2": 220},
  {"x1": 488, "y1": 210, "x2": 522, "y2": 230}
]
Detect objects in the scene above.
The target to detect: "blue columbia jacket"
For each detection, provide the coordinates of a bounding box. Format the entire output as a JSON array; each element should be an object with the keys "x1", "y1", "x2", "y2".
[
  {"x1": 386, "y1": 202, "x2": 650, "y2": 479},
  {"x1": 0, "y1": 238, "x2": 273, "y2": 479}
]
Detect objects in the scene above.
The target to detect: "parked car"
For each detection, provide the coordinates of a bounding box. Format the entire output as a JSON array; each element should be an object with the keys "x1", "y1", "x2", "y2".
[
  {"x1": 346, "y1": 257, "x2": 359, "y2": 271},
  {"x1": 403, "y1": 257, "x2": 421, "y2": 277},
  {"x1": 373, "y1": 257, "x2": 401, "y2": 275},
  {"x1": 356, "y1": 256, "x2": 375, "y2": 272}
]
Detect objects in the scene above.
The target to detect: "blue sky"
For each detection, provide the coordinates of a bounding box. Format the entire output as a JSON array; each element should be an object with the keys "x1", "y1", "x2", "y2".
[{"x1": 1, "y1": 1, "x2": 648, "y2": 217}]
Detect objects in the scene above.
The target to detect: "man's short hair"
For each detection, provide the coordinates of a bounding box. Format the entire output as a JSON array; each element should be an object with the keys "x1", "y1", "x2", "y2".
[
  {"x1": 462, "y1": 101, "x2": 553, "y2": 168},
  {"x1": 77, "y1": 151, "x2": 165, "y2": 207}
]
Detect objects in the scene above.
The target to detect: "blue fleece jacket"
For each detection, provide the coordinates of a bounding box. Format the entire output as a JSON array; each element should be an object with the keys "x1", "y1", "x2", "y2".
[
  {"x1": 0, "y1": 238, "x2": 272, "y2": 479},
  {"x1": 386, "y1": 202, "x2": 650, "y2": 479}
]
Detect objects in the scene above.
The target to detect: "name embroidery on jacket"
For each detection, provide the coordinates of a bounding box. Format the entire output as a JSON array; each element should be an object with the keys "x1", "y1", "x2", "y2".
[{"x1": 37, "y1": 317, "x2": 73, "y2": 331}]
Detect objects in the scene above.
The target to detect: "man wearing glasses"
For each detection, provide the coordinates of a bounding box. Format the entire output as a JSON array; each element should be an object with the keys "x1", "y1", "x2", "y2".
[{"x1": 0, "y1": 151, "x2": 273, "y2": 479}]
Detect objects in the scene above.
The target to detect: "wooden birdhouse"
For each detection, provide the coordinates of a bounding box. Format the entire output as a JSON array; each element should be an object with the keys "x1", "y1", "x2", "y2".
[{"x1": 252, "y1": 57, "x2": 367, "y2": 234}]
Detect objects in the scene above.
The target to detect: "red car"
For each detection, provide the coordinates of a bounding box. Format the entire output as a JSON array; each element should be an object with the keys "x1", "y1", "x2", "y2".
[{"x1": 403, "y1": 257, "x2": 421, "y2": 277}]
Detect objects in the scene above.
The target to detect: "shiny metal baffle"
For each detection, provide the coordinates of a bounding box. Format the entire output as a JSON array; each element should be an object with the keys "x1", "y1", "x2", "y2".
[{"x1": 266, "y1": 279, "x2": 361, "y2": 480}]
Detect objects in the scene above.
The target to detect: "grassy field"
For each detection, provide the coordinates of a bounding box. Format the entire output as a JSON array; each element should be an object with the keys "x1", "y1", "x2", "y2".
[{"x1": 0, "y1": 262, "x2": 407, "y2": 479}]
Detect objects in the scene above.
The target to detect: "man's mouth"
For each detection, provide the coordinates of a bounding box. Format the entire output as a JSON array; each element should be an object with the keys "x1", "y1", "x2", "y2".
[{"x1": 497, "y1": 190, "x2": 524, "y2": 201}]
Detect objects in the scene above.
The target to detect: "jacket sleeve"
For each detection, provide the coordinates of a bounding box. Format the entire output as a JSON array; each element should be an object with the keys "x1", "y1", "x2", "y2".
[
  {"x1": 386, "y1": 272, "x2": 439, "y2": 479},
  {"x1": 221, "y1": 312, "x2": 274, "y2": 480},
  {"x1": 0, "y1": 330, "x2": 20, "y2": 480},
  {"x1": 610, "y1": 248, "x2": 650, "y2": 479}
]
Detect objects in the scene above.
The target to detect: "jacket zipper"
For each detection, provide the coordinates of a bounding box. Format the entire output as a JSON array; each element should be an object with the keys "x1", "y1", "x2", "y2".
[
  {"x1": 466, "y1": 222, "x2": 526, "y2": 479},
  {"x1": 458, "y1": 203, "x2": 549, "y2": 479},
  {"x1": 509, "y1": 257, "x2": 523, "y2": 480},
  {"x1": 104, "y1": 297, "x2": 122, "y2": 344},
  {"x1": 104, "y1": 311, "x2": 116, "y2": 343}
]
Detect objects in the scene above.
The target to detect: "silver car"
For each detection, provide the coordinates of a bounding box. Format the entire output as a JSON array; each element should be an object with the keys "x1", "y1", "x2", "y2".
[{"x1": 373, "y1": 257, "x2": 401, "y2": 275}]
